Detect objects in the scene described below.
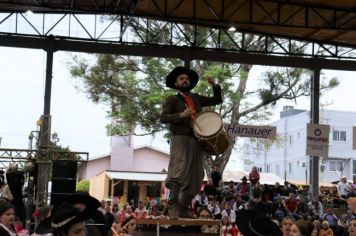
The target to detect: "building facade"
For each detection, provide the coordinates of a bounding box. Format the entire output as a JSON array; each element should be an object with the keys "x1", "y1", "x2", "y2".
[{"x1": 242, "y1": 106, "x2": 356, "y2": 183}]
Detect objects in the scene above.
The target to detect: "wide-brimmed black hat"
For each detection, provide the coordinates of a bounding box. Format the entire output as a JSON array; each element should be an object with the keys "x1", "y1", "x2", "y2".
[
  {"x1": 35, "y1": 203, "x2": 89, "y2": 234},
  {"x1": 61, "y1": 192, "x2": 101, "y2": 209},
  {"x1": 236, "y1": 209, "x2": 282, "y2": 236},
  {"x1": 165, "y1": 66, "x2": 199, "y2": 90}
]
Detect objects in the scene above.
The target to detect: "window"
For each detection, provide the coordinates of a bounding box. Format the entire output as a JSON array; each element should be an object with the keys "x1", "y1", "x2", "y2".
[
  {"x1": 329, "y1": 160, "x2": 343, "y2": 172},
  {"x1": 302, "y1": 162, "x2": 306, "y2": 167},
  {"x1": 267, "y1": 164, "x2": 271, "y2": 173},
  {"x1": 353, "y1": 160, "x2": 356, "y2": 179},
  {"x1": 288, "y1": 163, "x2": 292, "y2": 173},
  {"x1": 289, "y1": 135, "x2": 293, "y2": 145},
  {"x1": 333, "y1": 130, "x2": 346, "y2": 141},
  {"x1": 257, "y1": 167, "x2": 262, "y2": 172}
]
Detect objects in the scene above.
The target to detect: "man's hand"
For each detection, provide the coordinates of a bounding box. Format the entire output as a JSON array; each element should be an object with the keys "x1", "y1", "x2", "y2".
[
  {"x1": 180, "y1": 108, "x2": 195, "y2": 118},
  {"x1": 205, "y1": 77, "x2": 216, "y2": 86}
]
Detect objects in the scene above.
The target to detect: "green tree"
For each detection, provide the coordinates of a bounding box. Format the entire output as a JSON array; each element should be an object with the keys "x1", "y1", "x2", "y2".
[
  {"x1": 68, "y1": 21, "x2": 338, "y2": 177},
  {"x1": 76, "y1": 179, "x2": 90, "y2": 192}
]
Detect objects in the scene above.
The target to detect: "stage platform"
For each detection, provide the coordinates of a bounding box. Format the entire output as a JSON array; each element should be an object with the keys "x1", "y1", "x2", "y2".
[{"x1": 134, "y1": 218, "x2": 221, "y2": 236}]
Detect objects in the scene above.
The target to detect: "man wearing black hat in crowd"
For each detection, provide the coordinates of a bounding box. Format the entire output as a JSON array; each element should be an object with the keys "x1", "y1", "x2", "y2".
[{"x1": 160, "y1": 66, "x2": 222, "y2": 219}]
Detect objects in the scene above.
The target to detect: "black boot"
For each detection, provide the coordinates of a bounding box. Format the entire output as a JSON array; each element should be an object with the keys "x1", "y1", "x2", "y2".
[
  {"x1": 178, "y1": 195, "x2": 194, "y2": 218},
  {"x1": 168, "y1": 184, "x2": 181, "y2": 219}
]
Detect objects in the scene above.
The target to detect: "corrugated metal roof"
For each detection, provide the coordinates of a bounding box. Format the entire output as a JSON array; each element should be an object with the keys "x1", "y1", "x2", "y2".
[{"x1": 105, "y1": 171, "x2": 166, "y2": 181}]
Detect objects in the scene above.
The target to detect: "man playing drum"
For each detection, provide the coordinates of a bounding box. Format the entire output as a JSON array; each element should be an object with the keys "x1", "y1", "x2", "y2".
[{"x1": 159, "y1": 66, "x2": 222, "y2": 219}]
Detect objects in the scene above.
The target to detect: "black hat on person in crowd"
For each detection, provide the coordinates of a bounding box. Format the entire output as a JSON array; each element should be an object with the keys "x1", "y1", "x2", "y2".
[
  {"x1": 62, "y1": 192, "x2": 101, "y2": 209},
  {"x1": 165, "y1": 66, "x2": 199, "y2": 90},
  {"x1": 35, "y1": 203, "x2": 89, "y2": 234},
  {"x1": 235, "y1": 209, "x2": 282, "y2": 236},
  {"x1": 241, "y1": 176, "x2": 248, "y2": 181}
]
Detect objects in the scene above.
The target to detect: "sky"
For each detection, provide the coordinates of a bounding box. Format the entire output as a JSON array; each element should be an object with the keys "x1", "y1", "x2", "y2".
[{"x1": 1, "y1": 46, "x2": 356, "y2": 171}]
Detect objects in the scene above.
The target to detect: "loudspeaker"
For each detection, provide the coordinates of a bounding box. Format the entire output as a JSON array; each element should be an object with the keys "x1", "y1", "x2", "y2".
[
  {"x1": 52, "y1": 160, "x2": 77, "y2": 179},
  {"x1": 51, "y1": 160, "x2": 77, "y2": 206}
]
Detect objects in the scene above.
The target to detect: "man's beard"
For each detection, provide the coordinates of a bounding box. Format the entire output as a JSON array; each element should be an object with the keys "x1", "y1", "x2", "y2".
[{"x1": 177, "y1": 85, "x2": 191, "y2": 93}]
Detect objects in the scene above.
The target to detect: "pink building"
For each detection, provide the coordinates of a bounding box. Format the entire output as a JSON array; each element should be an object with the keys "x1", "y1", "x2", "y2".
[{"x1": 78, "y1": 135, "x2": 170, "y2": 206}]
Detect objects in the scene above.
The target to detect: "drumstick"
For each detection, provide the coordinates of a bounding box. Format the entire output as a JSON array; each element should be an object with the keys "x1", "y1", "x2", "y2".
[{"x1": 185, "y1": 103, "x2": 202, "y2": 131}]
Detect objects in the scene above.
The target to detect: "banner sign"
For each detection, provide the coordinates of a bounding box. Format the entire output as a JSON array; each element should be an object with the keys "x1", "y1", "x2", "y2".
[
  {"x1": 306, "y1": 123, "x2": 330, "y2": 157},
  {"x1": 224, "y1": 123, "x2": 276, "y2": 139}
]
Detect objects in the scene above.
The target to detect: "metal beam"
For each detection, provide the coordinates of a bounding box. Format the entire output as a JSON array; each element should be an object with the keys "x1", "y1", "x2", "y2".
[
  {"x1": 1, "y1": 34, "x2": 356, "y2": 71},
  {"x1": 310, "y1": 68, "x2": 320, "y2": 201}
]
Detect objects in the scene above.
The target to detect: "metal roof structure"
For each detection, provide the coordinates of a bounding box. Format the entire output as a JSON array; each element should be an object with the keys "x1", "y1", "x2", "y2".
[{"x1": 1, "y1": 0, "x2": 356, "y2": 64}]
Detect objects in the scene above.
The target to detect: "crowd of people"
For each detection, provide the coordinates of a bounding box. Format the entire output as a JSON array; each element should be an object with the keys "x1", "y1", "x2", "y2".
[{"x1": 1, "y1": 165, "x2": 356, "y2": 235}]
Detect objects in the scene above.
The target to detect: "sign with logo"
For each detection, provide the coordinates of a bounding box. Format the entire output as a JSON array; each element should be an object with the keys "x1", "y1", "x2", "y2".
[
  {"x1": 224, "y1": 123, "x2": 276, "y2": 140},
  {"x1": 306, "y1": 123, "x2": 330, "y2": 157}
]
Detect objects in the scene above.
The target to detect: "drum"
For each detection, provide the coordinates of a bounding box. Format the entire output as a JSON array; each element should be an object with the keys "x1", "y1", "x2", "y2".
[{"x1": 193, "y1": 111, "x2": 230, "y2": 155}]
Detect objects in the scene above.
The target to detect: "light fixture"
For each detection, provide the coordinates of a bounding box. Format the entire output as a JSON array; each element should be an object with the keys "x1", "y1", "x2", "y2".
[
  {"x1": 25, "y1": 9, "x2": 33, "y2": 16},
  {"x1": 228, "y1": 26, "x2": 236, "y2": 32}
]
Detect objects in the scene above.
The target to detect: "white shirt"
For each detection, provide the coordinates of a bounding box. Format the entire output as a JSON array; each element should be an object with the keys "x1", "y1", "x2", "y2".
[
  {"x1": 221, "y1": 209, "x2": 236, "y2": 223},
  {"x1": 207, "y1": 203, "x2": 221, "y2": 215}
]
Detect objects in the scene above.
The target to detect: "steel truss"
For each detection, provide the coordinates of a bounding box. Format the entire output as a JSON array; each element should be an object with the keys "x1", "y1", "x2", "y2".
[
  {"x1": 0, "y1": 148, "x2": 88, "y2": 169},
  {"x1": 0, "y1": 10, "x2": 356, "y2": 60}
]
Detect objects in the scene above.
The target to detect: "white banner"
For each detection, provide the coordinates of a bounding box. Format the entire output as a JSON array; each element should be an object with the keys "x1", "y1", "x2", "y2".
[
  {"x1": 224, "y1": 123, "x2": 276, "y2": 139},
  {"x1": 306, "y1": 123, "x2": 330, "y2": 157}
]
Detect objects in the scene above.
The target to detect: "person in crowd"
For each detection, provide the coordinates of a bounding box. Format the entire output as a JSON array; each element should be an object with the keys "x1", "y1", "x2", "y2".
[
  {"x1": 349, "y1": 177, "x2": 356, "y2": 198},
  {"x1": 98, "y1": 200, "x2": 106, "y2": 215},
  {"x1": 273, "y1": 182, "x2": 284, "y2": 200},
  {"x1": 204, "y1": 179, "x2": 216, "y2": 198},
  {"x1": 282, "y1": 182, "x2": 293, "y2": 197},
  {"x1": 285, "y1": 193, "x2": 299, "y2": 219},
  {"x1": 323, "y1": 206, "x2": 338, "y2": 232},
  {"x1": 221, "y1": 215, "x2": 233, "y2": 236},
  {"x1": 289, "y1": 219, "x2": 313, "y2": 236},
  {"x1": 111, "y1": 204, "x2": 120, "y2": 222},
  {"x1": 221, "y1": 202, "x2": 236, "y2": 224},
  {"x1": 211, "y1": 164, "x2": 222, "y2": 190},
  {"x1": 272, "y1": 195, "x2": 287, "y2": 223},
  {"x1": 319, "y1": 220, "x2": 334, "y2": 236},
  {"x1": 281, "y1": 215, "x2": 296, "y2": 236},
  {"x1": 103, "y1": 204, "x2": 114, "y2": 233},
  {"x1": 248, "y1": 166, "x2": 260, "y2": 187},
  {"x1": 146, "y1": 205, "x2": 161, "y2": 219},
  {"x1": 134, "y1": 201, "x2": 147, "y2": 219},
  {"x1": 311, "y1": 220, "x2": 321, "y2": 236},
  {"x1": 222, "y1": 181, "x2": 237, "y2": 200},
  {"x1": 207, "y1": 196, "x2": 221, "y2": 220},
  {"x1": 194, "y1": 190, "x2": 209, "y2": 214},
  {"x1": 118, "y1": 216, "x2": 136, "y2": 236},
  {"x1": 308, "y1": 196, "x2": 324, "y2": 220},
  {"x1": 337, "y1": 176, "x2": 350, "y2": 199},
  {"x1": 6, "y1": 165, "x2": 26, "y2": 224},
  {"x1": 124, "y1": 206, "x2": 135, "y2": 219},
  {"x1": 262, "y1": 184, "x2": 274, "y2": 203},
  {"x1": 232, "y1": 194, "x2": 245, "y2": 212},
  {"x1": 159, "y1": 66, "x2": 222, "y2": 219},
  {"x1": 345, "y1": 208, "x2": 355, "y2": 224},
  {"x1": 0, "y1": 199, "x2": 17, "y2": 236},
  {"x1": 35, "y1": 203, "x2": 89, "y2": 236},
  {"x1": 236, "y1": 177, "x2": 249, "y2": 201},
  {"x1": 296, "y1": 194, "x2": 310, "y2": 220},
  {"x1": 61, "y1": 192, "x2": 107, "y2": 236},
  {"x1": 349, "y1": 218, "x2": 356, "y2": 236}
]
